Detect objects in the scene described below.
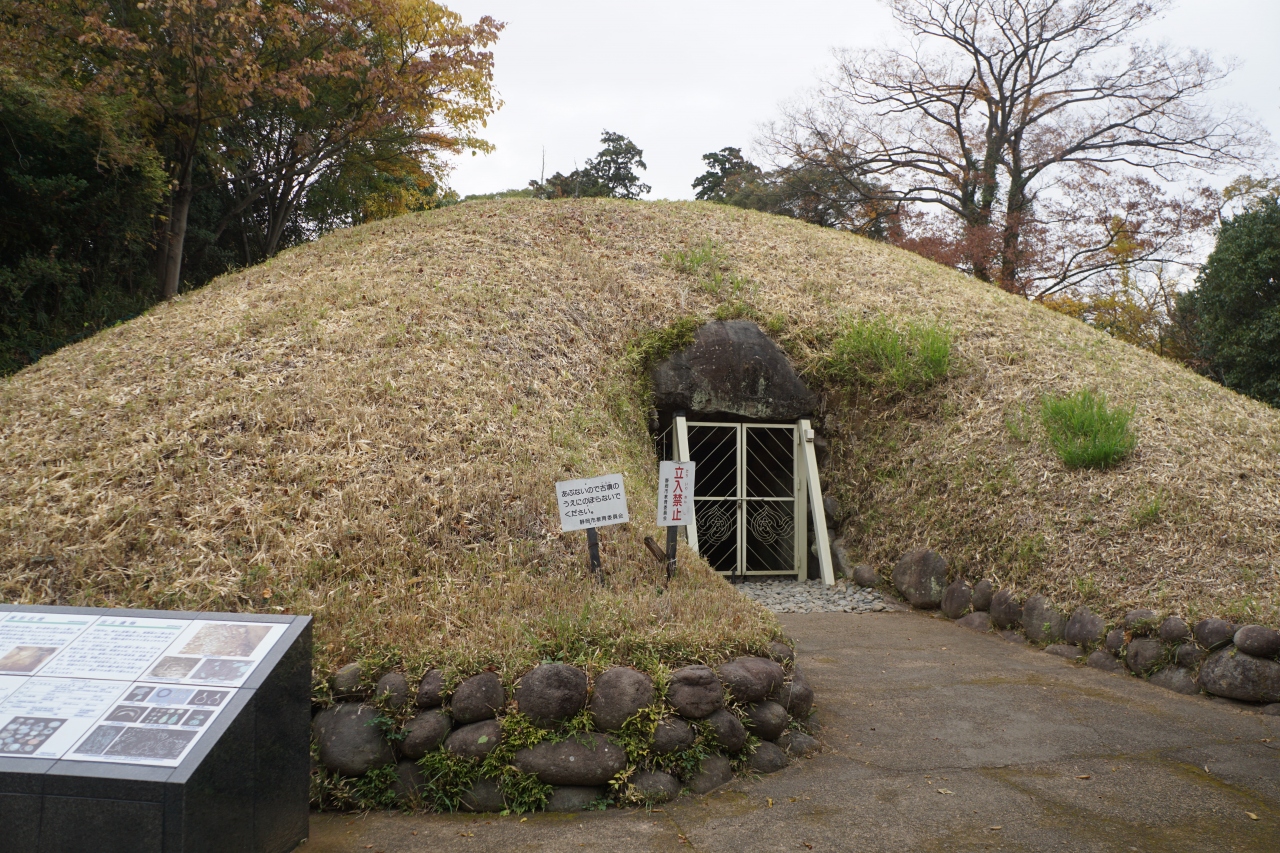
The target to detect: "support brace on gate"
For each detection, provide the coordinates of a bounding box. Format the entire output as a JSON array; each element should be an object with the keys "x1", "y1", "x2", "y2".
[{"x1": 798, "y1": 419, "x2": 835, "y2": 586}]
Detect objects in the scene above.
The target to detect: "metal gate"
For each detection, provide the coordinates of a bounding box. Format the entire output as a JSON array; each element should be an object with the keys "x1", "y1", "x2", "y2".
[{"x1": 667, "y1": 418, "x2": 833, "y2": 583}]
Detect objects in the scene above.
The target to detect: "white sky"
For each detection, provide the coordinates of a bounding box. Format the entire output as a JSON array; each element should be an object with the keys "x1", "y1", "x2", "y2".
[{"x1": 446, "y1": 1, "x2": 1279, "y2": 200}]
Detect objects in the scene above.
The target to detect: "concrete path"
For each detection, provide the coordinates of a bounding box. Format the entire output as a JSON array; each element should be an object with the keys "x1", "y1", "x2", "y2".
[{"x1": 307, "y1": 611, "x2": 1280, "y2": 852}]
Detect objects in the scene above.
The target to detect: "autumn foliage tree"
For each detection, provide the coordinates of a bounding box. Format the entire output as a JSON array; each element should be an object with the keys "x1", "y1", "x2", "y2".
[
  {"x1": 3, "y1": 0, "x2": 501, "y2": 301},
  {"x1": 766, "y1": 0, "x2": 1267, "y2": 299}
]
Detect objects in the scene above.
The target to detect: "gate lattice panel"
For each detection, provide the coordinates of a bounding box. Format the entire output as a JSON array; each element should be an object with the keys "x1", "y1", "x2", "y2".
[{"x1": 677, "y1": 422, "x2": 804, "y2": 579}]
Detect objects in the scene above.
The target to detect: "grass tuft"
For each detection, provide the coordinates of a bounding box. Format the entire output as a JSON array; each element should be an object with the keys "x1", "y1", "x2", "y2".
[
  {"x1": 625, "y1": 316, "x2": 701, "y2": 374},
  {"x1": 1040, "y1": 389, "x2": 1136, "y2": 470},
  {"x1": 819, "y1": 315, "x2": 952, "y2": 392}
]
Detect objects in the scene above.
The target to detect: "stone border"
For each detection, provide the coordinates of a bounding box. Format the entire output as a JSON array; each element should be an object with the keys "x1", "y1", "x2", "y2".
[
  {"x1": 882, "y1": 548, "x2": 1280, "y2": 713},
  {"x1": 310, "y1": 644, "x2": 822, "y2": 813}
]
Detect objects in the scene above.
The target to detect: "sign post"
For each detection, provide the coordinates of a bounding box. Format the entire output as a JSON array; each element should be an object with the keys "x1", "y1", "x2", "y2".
[
  {"x1": 656, "y1": 461, "x2": 695, "y2": 582},
  {"x1": 555, "y1": 474, "x2": 630, "y2": 580}
]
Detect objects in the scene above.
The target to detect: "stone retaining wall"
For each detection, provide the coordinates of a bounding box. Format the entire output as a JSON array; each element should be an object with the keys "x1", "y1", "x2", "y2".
[
  {"x1": 310, "y1": 644, "x2": 821, "y2": 812},
  {"x1": 886, "y1": 548, "x2": 1280, "y2": 713}
]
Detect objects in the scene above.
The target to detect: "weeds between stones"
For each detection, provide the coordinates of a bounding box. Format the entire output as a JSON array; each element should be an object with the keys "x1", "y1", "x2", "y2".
[
  {"x1": 1040, "y1": 389, "x2": 1136, "y2": 469},
  {"x1": 312, "y1": 762, "x2": 402, "y2": 811}
]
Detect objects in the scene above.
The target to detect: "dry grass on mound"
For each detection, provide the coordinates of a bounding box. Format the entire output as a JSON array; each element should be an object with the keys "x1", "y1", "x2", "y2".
[{"x1": 1, "y1": 199, "x2": 1278, "y2": 681}]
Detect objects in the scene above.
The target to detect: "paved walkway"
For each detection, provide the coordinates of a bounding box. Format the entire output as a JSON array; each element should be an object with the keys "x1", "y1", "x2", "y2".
[{"x1": 308, "y1": 611, "x2": 1280, "y2": 852}]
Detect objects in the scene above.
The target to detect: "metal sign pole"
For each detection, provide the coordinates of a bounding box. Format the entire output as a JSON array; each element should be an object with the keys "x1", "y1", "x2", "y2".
[
  {"x1": 586, "y1": 527, "x2": 602, "y2": 580},
  {"x1": 665, "y1": 525, "x2": 677, "y2": 582}
]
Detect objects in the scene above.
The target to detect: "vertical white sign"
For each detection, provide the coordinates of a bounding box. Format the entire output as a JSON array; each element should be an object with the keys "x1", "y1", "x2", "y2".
[
  {"x1": 555, "y1": 474, "x2": 629, "y2": 532},
  {"x1": 657, "y1": 461, "x2": 695, "y2": 527}
]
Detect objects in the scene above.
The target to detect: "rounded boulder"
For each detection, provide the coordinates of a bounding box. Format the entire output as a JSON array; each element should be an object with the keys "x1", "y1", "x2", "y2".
[
  {"x1": 1064, "y1": 607, "x2": 1108, "y2": 647},
  {"x1": 1149, "y1": 667, "x2": 1200, "y2": 696},
  {"x1": 1125, "y1": 637, "x2": 1165, "y2": 676},
  {"x1": 390, "y1": 760, "x2": 424, "y2": 805},
  {"x1": 652, "y1": 716, "x2": 695, "y2": 754},
  {"x1": 777, "y1": 670, "x2": 814, "y2": 721},
  {"x1": 312, "y1": 703, "x2": 395, "y2": 776},
  {"x1": 1198, "y1": 649, "x2": 1280, "y2": 703},
  {"x1": 704, "y1": 708, "x2": 747, "y2": 753},
  {"x1": 444, "y1": 720, "x2": 501, "y2": 760},
  {"x1": 1023, "y1": 595, "x2": 1065, "y2": 644},
  {"x1": 374, "y1": 672, "x2": 409, "y2": 710},
  {"x1": 416, "y1": 670, "x2": 446, "y2": 709},
  {"x1": 718, "y1": 656, "x2": 785, "y2": 704},
  {"x1": 1044, "y1": 644, "x2": 1082, "y2": 661},
  {"x1": 941, "y1": 580, "x2": 972, "y2": 620},
  {"x1": 990, "y1": 590, "x2": 1023, "y2": 629},
  {"x1": 460, "y1": 779, "x2": 505, "y2": 813},
  {"x1": 1193, "y1": 618, "x2": 1237, "y2": 651},
  {"x1": 686, "y1": 755, "x2": 733, "y2": 794},
  {"x1": 667, "y1": 665, "x2": 723, "y2": 719},
  {"x1": 748, "y1": 741, "x2": 790, "y2": 773},
  {"x1": 399, "y1": 708, "x2": 451, "y2": 760},
  {"x1": 768, "y1": 642, "x2": 796, "y2": 665},
  {"x1": 776, "y1": 729, "x2": 820, "y2": 757},
  {"x1": 332, "y1": 663, "x2": 362, "y2": 697},
  {"x1": 630, "y1": 770, "x2": 681, "y2": 803},
  {"x1": 971, "y1": 579, "x2": 995, "y2": 612},
  {"x1": 513, "y1": 734, "x2": 627, "y2": 786},
  {"x1": 1087, "y1": 650, "x2": 1125, "y2": 674},
  {"x1": 1123, "y1": 609, "x2": 1159, "y2": 634},
  {"x1": 545, "y1": 786, "x2": 605, "y2": 812},
  {"x1": 956, "y1": 612, "x2": 993, "y2": 632},
  {"x1": 451, "y1": 672, "x2": 504, "y2": 724},
  {"x1": 853, "y1": 562, "x2": 880, "y2": 588},
  {"x1": 516, "y1": 663, "x2": 588, "y2": 727},
  {"x1": 589, "y1": 667, "x2": 654, "y2": 731},
  {"x1": 1158, "y1": 616, "x2": 1191, "y2": 644},
  {"x1": 1175, "y1": 644, "x2": 1206, "y2": 669},
  {"x1": 891, "y1": 549, "x2": 948, "y2": 609},
  {"x1": 1234, "y1": 625, "x2": 1280, "y2": 659},
  {"x1": 743, "y1": 700, "x2": 789, "y2": 741}
]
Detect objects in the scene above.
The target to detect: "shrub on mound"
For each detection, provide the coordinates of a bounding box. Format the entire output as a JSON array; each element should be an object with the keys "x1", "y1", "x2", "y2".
[{"x1": 1039, "y1": 389, "x2": 1136, "y2": 469}]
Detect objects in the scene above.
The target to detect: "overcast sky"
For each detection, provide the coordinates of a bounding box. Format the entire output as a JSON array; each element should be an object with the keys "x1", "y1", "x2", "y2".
[{"x1": 446, "y1": 1, "x2": 1279, "y2": 200}]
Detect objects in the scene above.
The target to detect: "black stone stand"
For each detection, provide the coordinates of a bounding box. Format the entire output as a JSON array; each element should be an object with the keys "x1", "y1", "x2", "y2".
[{"x1": 0, "y1": 605, "x2": 311, "y2": 853}]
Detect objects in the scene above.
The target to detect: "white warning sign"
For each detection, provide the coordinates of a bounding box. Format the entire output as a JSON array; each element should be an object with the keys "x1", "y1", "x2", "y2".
[
  {"x1": 555, "y1": 474, "x2": 630, "y2": 532},
  {"x1": 657, "y1": 461, "x2": 695, "y2": 527}
]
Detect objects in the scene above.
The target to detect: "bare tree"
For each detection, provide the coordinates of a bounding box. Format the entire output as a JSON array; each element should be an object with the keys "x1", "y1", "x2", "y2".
[{"x1": 766, "y1": 0, "x2": 1268, "y2": 298}]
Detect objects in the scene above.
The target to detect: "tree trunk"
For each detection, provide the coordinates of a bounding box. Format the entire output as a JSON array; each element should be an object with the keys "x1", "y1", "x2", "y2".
[
  {"x1": 998, "y1": 176, "x2": 1029, "y2": 295},
  {"x1": 161, "y1": 176, "x2": 193, "y2": 300}
]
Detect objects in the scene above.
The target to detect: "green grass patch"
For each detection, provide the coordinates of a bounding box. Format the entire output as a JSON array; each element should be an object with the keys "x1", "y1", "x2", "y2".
[
  {"x1": 664, "y1": 238, "x2": 754, "y2": 298},
  {"x1": 624, "y1": 316, "x2": 701, "y2": 374},
  {"x1": 818, "y1": 316, "x2": 952, "y2": 392},
  {"x1": 1040, "y1": 389, "x2": 1136, "y2": 470},
  {"x1": 664, "y1": 238, "x2": 727, "y2": 279}
]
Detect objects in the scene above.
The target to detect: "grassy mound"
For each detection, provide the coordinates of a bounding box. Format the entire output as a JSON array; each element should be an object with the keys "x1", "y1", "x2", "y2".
[{"x1": 1, "y1": 200, "x2": 1277, "y2": 684}]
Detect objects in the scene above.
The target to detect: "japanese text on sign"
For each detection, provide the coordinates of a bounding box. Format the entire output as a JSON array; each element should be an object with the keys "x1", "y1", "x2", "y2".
[
  {"x1": 0, "y1": 612, "x2": 287, "y2": 767},
  {"x1": 657, "y1": 461, "x2": 696, "y2": 527},
  {"x1": 555, "y1": 474, "x2": 630, "y2": 532}
]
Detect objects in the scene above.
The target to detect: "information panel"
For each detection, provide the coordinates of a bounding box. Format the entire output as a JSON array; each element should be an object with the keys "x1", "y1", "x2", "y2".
[
  {"x1": 555, "y1": 473, "x2": 630, "y2": 532},
  {"x1": 0, "y1": 612, "x2": 287, "y2": 767}
]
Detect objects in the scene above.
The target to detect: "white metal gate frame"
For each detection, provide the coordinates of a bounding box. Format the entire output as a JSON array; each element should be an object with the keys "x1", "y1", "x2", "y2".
[{"x1": 672, "y1": 416, "x2": 834, "y2": 585}]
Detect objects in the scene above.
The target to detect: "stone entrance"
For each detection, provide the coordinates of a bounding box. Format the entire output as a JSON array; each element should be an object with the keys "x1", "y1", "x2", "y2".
[{"x1": 650, "y1": 321, "x2": 834, "y2": 583}]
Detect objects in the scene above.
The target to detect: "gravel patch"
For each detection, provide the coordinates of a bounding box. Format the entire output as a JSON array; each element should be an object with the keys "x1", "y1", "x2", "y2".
[{"x1": 735, "y1": 579, "x2": 888, "y2": 613}]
